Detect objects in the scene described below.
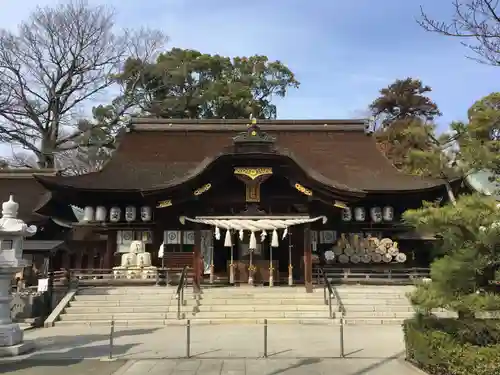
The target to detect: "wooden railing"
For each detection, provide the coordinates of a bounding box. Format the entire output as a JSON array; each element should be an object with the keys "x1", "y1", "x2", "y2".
[
  {"x1": 313, "y1": 266, "x2": 430, "y2": 285},
  {"x1": 62, "y1": 268, "x2": 193, "y2": 286}
]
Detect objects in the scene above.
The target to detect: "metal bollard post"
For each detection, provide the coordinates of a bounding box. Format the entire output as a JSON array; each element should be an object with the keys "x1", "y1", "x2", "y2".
[
  {"x1": 339, "y1": 316, "x2": 345, "y2": 358},
  {"x1": 263, "y1": 319, "x2": 268, "y2": 358},
  {"x1": 186, "y1": 319, "x2": 191, "y2": 358},
  {"x1": 109, "y1": 319, "x2": 115, "y2": 360}
]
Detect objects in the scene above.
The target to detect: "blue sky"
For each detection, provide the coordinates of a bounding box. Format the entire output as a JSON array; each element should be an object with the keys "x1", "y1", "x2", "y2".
[{"x1": 3, "y1": 0, "x2": 500, "y2": 135}]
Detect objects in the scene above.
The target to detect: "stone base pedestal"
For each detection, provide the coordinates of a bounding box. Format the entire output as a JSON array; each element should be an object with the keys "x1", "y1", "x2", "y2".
[
  {"x1": 0, "y1": 340, "x2": 34, "y2": 357},
  {"x1": 0, "y1": 323, "x2": 34, "y2": 357}
]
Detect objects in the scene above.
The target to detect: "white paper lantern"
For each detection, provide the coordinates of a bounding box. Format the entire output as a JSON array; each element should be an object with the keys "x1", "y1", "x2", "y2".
[
  {"x1": 370, "y1": 207, "x2": 382, "y2": 223},
  {"x1": 95, "y1": 206, "x2": 107, "y2": 221},
  {"x1": 354, "y1": 207, "x2": 366, "y2": 222},
  {"x1": 82, "y1": 206, "x2": 94, "y2": 222},
  {"x1": 140, "y1": 206, "x2": 152, "y2": 222},
  {"x1": 341, "y1": 207, "x2": 352, "y2": 221},
  {"x1": 383, "y1": 206, "x2": 394, "y2": 221},
  {"x1": 110, "y1": 207, "x2": 121, "y2": 222},
  {"x1": 125, "y1": 206, "x2": 136, "y2": 222}
]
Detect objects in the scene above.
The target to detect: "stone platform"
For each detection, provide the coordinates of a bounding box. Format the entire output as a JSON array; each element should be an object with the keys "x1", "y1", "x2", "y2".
[{"x1": 0, "y1": 340, "x2": 34, "y2": 357}]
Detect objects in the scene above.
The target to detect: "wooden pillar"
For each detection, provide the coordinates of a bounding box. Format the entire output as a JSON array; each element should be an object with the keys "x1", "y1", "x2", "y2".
[
  {"x1": 61, "y1": 251, "x2": 71, "y2": 270},
  {"x1": 104, "y1": 231, "x2": 117, "y2": 269},
  {"x1": 304, "y1": 223, "x2": 313, "y2": 293},
  {"x1": 75, "y1": 249, "x2": 84, "y2": 270},
  {"x1": 87, "y1": 248, "x2": 95, "y2": 269},
  {"x1": 193, "y1": 225, "x2": 201, "y2": 288}
]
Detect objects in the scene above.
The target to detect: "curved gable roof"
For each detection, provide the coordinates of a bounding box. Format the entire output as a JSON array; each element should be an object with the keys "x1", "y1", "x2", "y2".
[{"x1": 34, "y1": 118, "x2": 449, "y2": 194}]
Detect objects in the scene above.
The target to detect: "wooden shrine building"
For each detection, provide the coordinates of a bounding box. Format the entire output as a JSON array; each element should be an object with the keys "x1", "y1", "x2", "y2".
[{"x1": 33, "y1": 118, "x2": 460, "y2": 291}]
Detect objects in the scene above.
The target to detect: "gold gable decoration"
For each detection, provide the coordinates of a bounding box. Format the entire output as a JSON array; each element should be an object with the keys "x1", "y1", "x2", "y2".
[
  {"x1": 156, "y1": 199, "x2": 172, "y2": 208},
  {"x1": 234, "y1": 167, "x2": 273, "y2": 203},
  {"x1": 294, "y1": 183, "x2": 312, "y2": 196},
  {"x1": 194, "y1": 183, "x2": 212, "y2": 196},
  {"x1": 234, "y1": 167, "x2": 273, "y2": 180}
]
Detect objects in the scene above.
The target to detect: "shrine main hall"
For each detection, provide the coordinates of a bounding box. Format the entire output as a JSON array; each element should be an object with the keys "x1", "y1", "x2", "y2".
[{"x1": 30, "y1": 118, "x2": 458, "y2": 290}]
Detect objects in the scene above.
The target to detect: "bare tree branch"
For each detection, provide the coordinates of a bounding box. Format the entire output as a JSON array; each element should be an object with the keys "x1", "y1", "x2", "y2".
[
  {"x1": 0, "y1": 0, "x2": 167, "y2": 168},
  {"x1": 419, "y1": 0, "x2": 500, "y2": 65}
]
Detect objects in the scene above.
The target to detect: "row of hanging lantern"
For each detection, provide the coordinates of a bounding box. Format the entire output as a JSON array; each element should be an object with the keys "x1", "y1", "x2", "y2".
[
  {"x1": 214, "y1": 227, "x2": 287, "y2": 250},
  {"x1": 82, "y1": 205, "x2": 153, "y2": 223},
  {"x1": 341, "y1": 206, "x2": 394, "y2": 222}
]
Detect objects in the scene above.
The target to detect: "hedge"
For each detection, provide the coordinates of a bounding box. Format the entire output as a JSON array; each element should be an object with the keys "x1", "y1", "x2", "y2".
[{"x1": 403, "y1": 315, "x2": 500, "y2": 375}]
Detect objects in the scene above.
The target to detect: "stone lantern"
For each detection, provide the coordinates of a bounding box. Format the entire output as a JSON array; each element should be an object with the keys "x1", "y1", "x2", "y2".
[{"x1": 0, "y1": 195, "x2": 36, "y2": 357}]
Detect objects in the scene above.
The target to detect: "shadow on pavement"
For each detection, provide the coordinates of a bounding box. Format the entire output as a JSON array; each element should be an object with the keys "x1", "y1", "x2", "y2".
[
  {"x1": 266, "y1": 358, "x2": 323, "y2": 375},
  {"x1": 351, "y1": 351, "x2": 406, "y2": 375},
  {"x1": 2, "y1": 328, "x2": 159, "y2": 362},
  {"x1": 0, "y1": 358, "x2": 127, "y2": 375}
]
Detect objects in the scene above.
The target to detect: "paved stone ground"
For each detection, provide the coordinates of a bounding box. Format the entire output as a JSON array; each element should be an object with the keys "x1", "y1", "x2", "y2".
[
  {"x1": 0, "y1": 358, "x2": 425, "y2": 375},
  {"x1": 0, "y1": 359, "x2": 126, "y2": 375},
  {"x1": 0, "y1": 323, "x2": 426, "y2": 374},
  {"x1": 113, "y1": 358, "x2": 425, "y2": 375},
  {"x1": 14, "y1": 323, "x2": 405, "y2": 359}
]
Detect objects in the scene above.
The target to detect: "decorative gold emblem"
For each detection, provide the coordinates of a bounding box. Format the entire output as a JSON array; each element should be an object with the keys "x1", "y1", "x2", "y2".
[
  {"x1": 234, "y1": 167, "x2": 273, "y2": 180},
  {"x1": 156, "y1": 200, "x2": 172, "y2": 208},
  {"x1": 194, "y1": 183, "x2": 212, "y2": 196},
  {"x1": 294, "y1": 183, "x2": 312, "y2": 196},
  {"x1": 334, "y1": 200, "x2": 348, "y2": 209},
  {"x1": 234, "y1": 167, "x2": 273, "y2": 203}
]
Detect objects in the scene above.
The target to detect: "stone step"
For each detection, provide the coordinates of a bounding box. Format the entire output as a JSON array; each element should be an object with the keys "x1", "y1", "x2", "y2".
[
  {"x1": 69, "y1": 300, "x2": 192, "y2": 307},
  {"x1": 335, "y1": 294, "x2": 408, "y2": 300},
  {"x1": 337, "y1": 299, "x2": 410, "y2": 305},
  {"x1": 73, "y1": 292, "x2": 326, "y2": 300},
  {"x1": 342, "y1": 311, "x2": 416, "y2": 319},
  {"x1": 197, "y1": 294, "x2": 323, "y2": 299},
  {"x1": 195, "y1": 304, "x2": 332, "y2": 312},
  {"x1": 343, "y1": 318, "x2": 406, "y2": 325},
  {"x1": 65, "y1": 306, "x2": 179, "y2": 314},
  {"x1": 193, "y1": 311, "x2": 331, "y2": 319},
  {"x1": 335, "y1": 285, "x2": 415, "y2": 293},
  {"x1": 59, "y1": 312, "x2": 180, "y2": 321},
  {"x1": 54, "y1": 317, "x2": 338, "y2": 327},
  {"x1": 60, "y1": 310, "x2": 331, "y2": 321},
  {"x1": 69, "y1": 297, "x2": 326, "y2": 307},
  {"x1": 77, "y1": 287, "x2": 178, "y2": 295},
  {"x1": 342, "y1": 305, "x2": 414, "y2": 312},
  {"x1": 197, "y1": 298, "x2": 326, "y2": 305},
  {"x1": 66, "y1": 304, "x2": 330, "y2": 314}
]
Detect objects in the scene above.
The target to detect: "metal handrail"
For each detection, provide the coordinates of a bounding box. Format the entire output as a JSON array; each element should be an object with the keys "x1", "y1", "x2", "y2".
[
  {"x1": 176, "y1": 266, "x2": 189, "y2": 319},
  {"x1": 319, "y1": 267, "x2": 335, "y2": 318},
  {"x1": 331, "y1": 279, "x2": 346, "y2": 316}
]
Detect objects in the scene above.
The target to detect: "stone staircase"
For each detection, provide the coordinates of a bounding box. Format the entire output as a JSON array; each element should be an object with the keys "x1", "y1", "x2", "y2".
[
  {"x1": 54, "y1": 285, "x2": 335, "y2": 327},
  {"x1": 333, "y1": 285, "x2": 455, "y2": 325},
  {"x1": 332, "y1": 285, "x2": 415, "y2": 325},
  {"x1": 191, "y1": 286, "x2": 333, "y2": 323}
]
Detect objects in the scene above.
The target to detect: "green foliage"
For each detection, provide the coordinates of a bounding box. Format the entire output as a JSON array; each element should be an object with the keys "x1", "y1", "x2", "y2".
[
  {"x1": 457, "y1": 93, "x2": 500, "y2": 178},
  {"x1": 369, "y1": 78, "x2": 447, "y2": 176},
  {"x1": 403, "y1": 194, "x2": 500, "y2": 314},
  {"x1": 404, "y1": 316, "x2": 500, "y2": 375},
  {"x1": 369, "y1": 77, "x2": 441, "y2": 127},
  {"x1": 117, "y1": 48, "x2": 299, "y2": 119},
  {"x1": 375, "y1": 118, "x2": 454, "y2": 177}
]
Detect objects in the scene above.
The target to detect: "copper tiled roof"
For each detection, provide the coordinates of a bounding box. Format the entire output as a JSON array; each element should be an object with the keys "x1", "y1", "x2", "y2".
[{"x1": 34, "y1": 119, "x2": 449, "y2": 193}]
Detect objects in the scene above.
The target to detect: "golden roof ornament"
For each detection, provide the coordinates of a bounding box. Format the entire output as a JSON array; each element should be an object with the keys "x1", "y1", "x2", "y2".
[{"x1": 232, "y1": 113, "x2": 275, "y2": 148}]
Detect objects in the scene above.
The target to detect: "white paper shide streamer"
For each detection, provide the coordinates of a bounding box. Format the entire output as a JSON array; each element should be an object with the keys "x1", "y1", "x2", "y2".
[{"x1": 179, "y1": 215, "x2": 328, "y2": 249}]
